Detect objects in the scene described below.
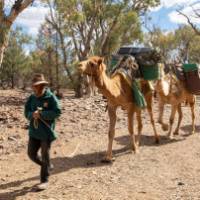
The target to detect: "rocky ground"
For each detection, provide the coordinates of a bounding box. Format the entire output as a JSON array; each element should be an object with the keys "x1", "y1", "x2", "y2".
[{"x1": 1, "y1": 89, "x2": 200, "y2": 200}]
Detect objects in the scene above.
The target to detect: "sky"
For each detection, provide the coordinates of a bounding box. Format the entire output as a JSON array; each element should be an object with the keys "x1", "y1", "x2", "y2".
[
  {"x1": 146, "y1": 0, "x2": 200, "y2": 31},
  {"x1": 5, "y1": 0, "x2": 200, "y2": 36}
]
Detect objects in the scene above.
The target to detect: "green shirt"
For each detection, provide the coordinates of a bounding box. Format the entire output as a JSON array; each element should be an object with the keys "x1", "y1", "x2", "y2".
[{"x1": 24, "y1": 88, "x2": 61, "y2": 141}]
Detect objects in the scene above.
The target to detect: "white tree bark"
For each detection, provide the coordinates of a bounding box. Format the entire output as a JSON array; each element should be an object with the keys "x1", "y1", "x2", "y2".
[{"x1": 0, "y1": 0, "x2": 34, "y2": 67}]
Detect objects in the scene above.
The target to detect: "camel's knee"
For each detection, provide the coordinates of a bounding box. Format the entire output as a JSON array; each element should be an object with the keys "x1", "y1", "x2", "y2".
[
  {"x1": 147, "y1": 106, "x2": 152, "y2": 112},
  {"x1": 192, "y1": 113, "x2": 195, "y2": 120},
  {"x1": 162, "y1": 123, "x2": 169, "y2": 131},
  {"x1": 150, "y1": 118, "x2": 155, "y2": 125},
  {"x1": 108, "y1": 130, "x2": 115, "y2": 140},
  {"x1": 137, "y1": 119, "x2": 143, "y2": 130},
  {"x1": 169, "y1": 118, "x2": 174, "y2": 125},
  {"x1": 178, "y1": 114, "x2": 183, "y2": 123},
  {"x1": 128, "y1": 122, "x2": 134, "y2": 134},
  {"x1": 138, "y1": 124, "x2": 143, "y2": 131},
  {"x1": 158, "y1": 113, "x2": 164, "y2": 124}
]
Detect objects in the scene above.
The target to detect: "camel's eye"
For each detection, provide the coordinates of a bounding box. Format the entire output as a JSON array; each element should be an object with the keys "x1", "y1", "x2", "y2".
[{"x1": 89, "y1": 61, "x2": 95, "y2": 68}]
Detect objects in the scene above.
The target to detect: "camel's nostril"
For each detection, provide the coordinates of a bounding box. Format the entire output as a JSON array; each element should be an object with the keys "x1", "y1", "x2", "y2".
[
  {"x1": 78, "y1": 64, "x2": 81, "y2": 68},
  {"x1": 77, "y1": 64, "x2": 83, "y2": 71}
]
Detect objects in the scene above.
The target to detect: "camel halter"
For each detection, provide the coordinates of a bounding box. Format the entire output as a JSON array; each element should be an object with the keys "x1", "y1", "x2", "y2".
[{"x1": 87, "y1": 63, "x2": 104, "y2": 162}]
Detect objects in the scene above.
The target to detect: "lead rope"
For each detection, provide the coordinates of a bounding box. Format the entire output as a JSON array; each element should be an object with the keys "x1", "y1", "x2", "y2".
[
  {"x1": 34, "y1": 117, "x2": 52, "y2": 130},
  {"x1": 89, "y1": 67, "x2": 102, "y2": 163},
  {"x1": 33, "y1": 109, "x2": 79, "y2": 157},
  {"x1": 33, "y1": 118, "x2": 39, "y2": 129}
]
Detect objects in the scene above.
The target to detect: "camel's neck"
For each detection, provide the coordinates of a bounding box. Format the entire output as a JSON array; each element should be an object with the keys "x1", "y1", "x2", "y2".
[{"x1": 94, "y1": 71, "x2": 119, "y2": 99}]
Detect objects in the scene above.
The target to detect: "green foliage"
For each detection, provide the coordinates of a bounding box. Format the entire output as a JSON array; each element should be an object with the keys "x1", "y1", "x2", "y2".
[
  {"x1": 0, "y1": 27, "x2": 32, "y2": 88},
  {"x1": 174, "y1": 25, "x2": 198, "y2": 62},
  {"x1": 144, "y1": 25, "x2": 200, "y2": 63},
  {"x1": 143, "y1": 28, "x2": 176, "y2": 62},
  {"x1": 189, "y1": 35, "x2": 200, "y2": 63},
  {"x1": 55, "y1": 0, "x2": 159, "y2": 60}
]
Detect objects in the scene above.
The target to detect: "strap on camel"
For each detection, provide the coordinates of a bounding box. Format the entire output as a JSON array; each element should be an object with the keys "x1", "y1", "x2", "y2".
[{"x1": 114, "y1": 69, "x2": 147, "y2": 109}]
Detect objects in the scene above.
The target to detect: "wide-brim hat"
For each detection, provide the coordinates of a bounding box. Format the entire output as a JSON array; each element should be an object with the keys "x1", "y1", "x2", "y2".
[{"x1": 32, "y1": 74, "x2": 49, "y2": 86}]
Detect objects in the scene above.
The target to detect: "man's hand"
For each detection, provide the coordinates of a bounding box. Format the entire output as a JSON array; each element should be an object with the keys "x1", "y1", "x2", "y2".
[{"x1": 33, "y1": 110, "x2": 40, "y2": 119}]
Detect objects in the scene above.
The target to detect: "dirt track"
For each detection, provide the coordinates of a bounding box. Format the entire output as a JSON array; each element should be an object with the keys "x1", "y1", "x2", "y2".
[{"x1": 1, "y1": 89, "x2": 200, "y2": 200}]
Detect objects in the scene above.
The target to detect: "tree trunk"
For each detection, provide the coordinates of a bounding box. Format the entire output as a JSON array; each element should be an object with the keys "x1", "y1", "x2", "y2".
[
  {"x1": 10, "y1": 64, "x2": 15, "y2": 89},
  {"x1": 55, "y1": 34, "x2": 60, "y2": 95},
  {"x1": 0, "y1": 0, "x2": 33, "y2": 67},
  {"x1": 11, "y1": 75, "x2": 14, "y2": 89},
  {"x1": 75, "y1": 74, "x2": 84, "y2": 98},
  {"x1": 47, "y1": 47, "x2": 54, "y2": 88},
  {"x1": 0, "y1": 22, "x2": 11, "y2": 67}
]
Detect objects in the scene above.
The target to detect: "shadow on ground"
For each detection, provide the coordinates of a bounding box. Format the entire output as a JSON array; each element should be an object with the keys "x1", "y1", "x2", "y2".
[
  {"x1": 114, "y1": 134, "x2": 186, "y2": 147},
  {"x1": 181, "y1": 125, "x2": 200, "y2": 134},
  {"x1": 0, "y1": 145, "x2": 131, "y2": 200},
  {"x1": 0, "y1": 132, "x2": 190, "y2": 200}
]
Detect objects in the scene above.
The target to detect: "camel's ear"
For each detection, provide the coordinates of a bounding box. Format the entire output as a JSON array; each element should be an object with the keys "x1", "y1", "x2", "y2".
[
  {"x1": 89, "y1": 60, "x2": 95, "y2": 68},
  {"x1": 97, "y1": 57, "x2": 104, "y2": 66}
]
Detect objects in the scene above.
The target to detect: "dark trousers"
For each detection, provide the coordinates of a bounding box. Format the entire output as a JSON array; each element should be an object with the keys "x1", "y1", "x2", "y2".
[{"x1": 28, "y1": 137, "x2": 51, "y2": 183}]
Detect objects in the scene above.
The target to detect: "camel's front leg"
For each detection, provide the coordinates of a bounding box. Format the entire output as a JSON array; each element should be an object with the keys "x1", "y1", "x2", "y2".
[
  {"x1": 136, "y1": 110, "x2": 142, "y2": 147},
  {"x1": 168, "y1": 105, "x2": 177, "y2": 139},
  {"x1": 174, "y1": 104, "x2": 182, "y2": 135},
  {"x1": 190, "y1": 100, "x2": 196, "y2": 134},
  {"x1": 128, "y1": 109, "x2": 137, "y2": 152},
  {"x1": 146, "y1": 93, "x2": 160, "y2": 143},
  {"x1": 102, "y1": 106, "x2": 117, "y2": 163},
  {"x1": 158, "y1": 101, "x2": 169, "y2": 131}
]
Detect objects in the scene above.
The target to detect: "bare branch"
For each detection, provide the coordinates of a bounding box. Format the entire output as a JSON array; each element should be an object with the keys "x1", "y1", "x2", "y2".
[
  {"x1": 6, "y1": 0, "x2": 34, "y2": 25},
  {"x1": 100, "y1": 17, "x2": 118, "y2": 56},
  {"x1": 191, "y1": 6, "x2": 200, "y2": 18},
  {"x1": 71, "y1": 30, "x2": 81, "y2": 60},
  {"x1": 46, "y1": 0, "x2": 57, "y2": 25},
  {"x1": 46, "y1": 0, "x2": 74, "y2": 83},
  {"x1": 177, "y1": 10, "x2": 200, "y2": 35}
]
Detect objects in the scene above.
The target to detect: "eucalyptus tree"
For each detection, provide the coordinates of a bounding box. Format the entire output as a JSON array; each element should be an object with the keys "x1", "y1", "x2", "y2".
[
  {"x1": 177, "y1": 3, "x2": 200, "y2": 36},
  {"x1": 1, "y1": 27, "x2": 32, "y2": 88},
  {"x1": 144, "y1": 27, "x2": 176, "y2": 62},
  {"x1": 174, "y1": 25, "x2": 200, "y2": 63},
  {"x1": 55, "y1": 0, "x2": 159, "y2": 97},
  {"x1": 175, "y1": 25, "x2": 198, "y2": 62},
  {"x1": 56, "y1": 0, "x2": 159, "y2": 60},
  {"x1": 45, "y1": 0, "x2": 74, "y2": 85},
  {"x1": 0, "y1": 0, "x2": 34, "y2": 67}
]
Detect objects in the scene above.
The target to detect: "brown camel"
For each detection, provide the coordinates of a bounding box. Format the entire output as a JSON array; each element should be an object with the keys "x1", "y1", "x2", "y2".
[
  {"x1": 78, "y1": 56, "x2": 159, "y2": 162},
  {"x1": 155, "y1": 67, "x2": 196, "y2": 138}
]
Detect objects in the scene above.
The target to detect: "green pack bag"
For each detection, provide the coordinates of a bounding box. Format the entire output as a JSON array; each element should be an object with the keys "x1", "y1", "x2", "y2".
[
  {"x1": 140, "y1": 64, "x2": 161, "y2": 80},
  {"x1": 132, "y1": 81, "x2": 147, "y2": 109},
  {"x1": 182, "y1": 63, "x2": 198, "y2": 72}
]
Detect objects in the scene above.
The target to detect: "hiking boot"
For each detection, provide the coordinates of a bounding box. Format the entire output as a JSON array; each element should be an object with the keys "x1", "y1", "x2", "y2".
[{"x1": 37, "y1": 182, "x2": 48, "y2": 191}]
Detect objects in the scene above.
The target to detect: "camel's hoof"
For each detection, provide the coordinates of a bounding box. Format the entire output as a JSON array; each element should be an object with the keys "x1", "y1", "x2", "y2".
[
  {"x1": 136, "y1": 141, "x2": 140, "y2": 147},
  {"x1": 191, "y1": 131, "x2": 195, "y2": 135},
  {"x1": 168, "y1": 135, "x2": 174, "y2": 140},
  {"x1": 101, "y1": 157, "x2": 115, "y2": 164},
  {"x1": 131, "y1": 144, "x2": 138, "y2": 153},
  {"x1": 173, "y1": 131, "x2": 179, "y2": 135},
  {"x1": 162, "y1": 124, "x2": 169, "y2": 131},
  {"x1": 132, "y1": 147, "x2": 138, "y2": 154}
]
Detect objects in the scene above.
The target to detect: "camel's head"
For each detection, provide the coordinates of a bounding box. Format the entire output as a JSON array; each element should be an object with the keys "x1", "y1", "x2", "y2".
[{"x1": 78, "y1": 56, "x2": 106, "y2": 77}]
